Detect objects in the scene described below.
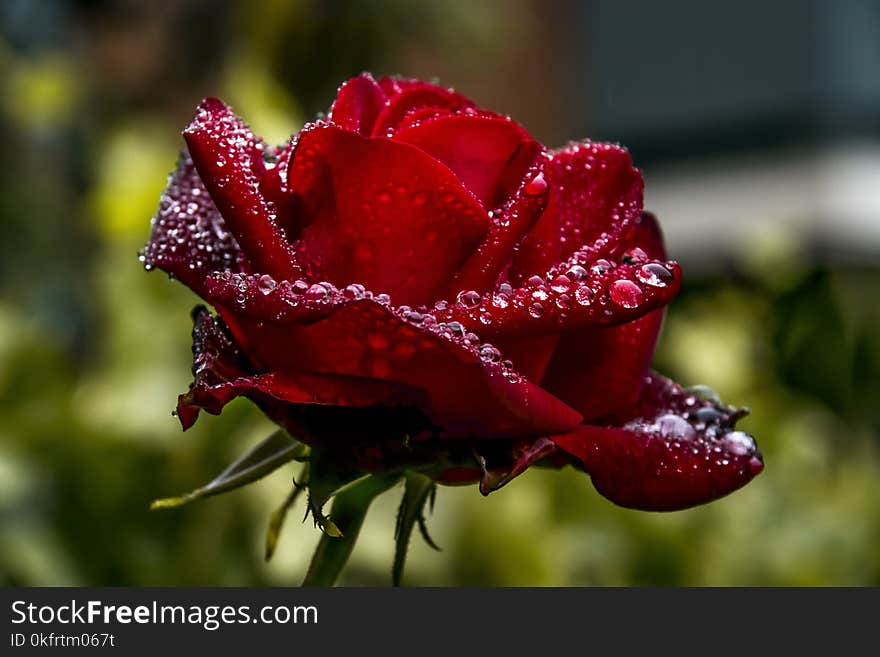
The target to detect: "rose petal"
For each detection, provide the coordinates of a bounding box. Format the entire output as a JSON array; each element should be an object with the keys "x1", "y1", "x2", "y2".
[
  {"x1": 432, "y1": 256, "x2": 681, "y2": 338},
  {"x1": 328, "y1": 73, "x2": 386, "y2": 136},
  {"x1": 392, "y1": 114, "x2": 535, "y2": 207},
  {"x1": 288, "y1": 123, "x2": 490, "y2": 306},
  {"x1": 177, "y1": 307, "x2": 423, "y2": 431},
  {"x1": 183, "y1": 98, "x2": 301, "y2": 281},
  {"x1": 511, "y1": 141, "x2": 643, "y2": 284},
  {"x1": 441, "y1": 157, "x2": 548, "y2": 298},
  {"x1": 143, "y1": 148, "x2": 249, "y2": 294},
  {"x1": 371, "y1": 82, "x2": 475, "y2": 136},
  {"x1": 540, "y1": 212, "x2": 669, "y2": 419},
  {"x1": 210, "y1": 288, "x2": 583, "y2": 439},
  {"x1": 552, "y1": 372, "x2": 763, "y2": 511}
]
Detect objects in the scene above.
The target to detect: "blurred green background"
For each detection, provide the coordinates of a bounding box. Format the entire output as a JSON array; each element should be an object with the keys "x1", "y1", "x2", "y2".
[{"x1": 1, "y1": 0, "x2": 878, "y2": 586}]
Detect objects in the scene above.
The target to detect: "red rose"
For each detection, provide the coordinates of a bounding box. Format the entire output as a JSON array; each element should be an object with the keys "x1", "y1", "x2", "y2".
[{"x1": 144, "y1": 74, "x2": 762, "y2": 512}]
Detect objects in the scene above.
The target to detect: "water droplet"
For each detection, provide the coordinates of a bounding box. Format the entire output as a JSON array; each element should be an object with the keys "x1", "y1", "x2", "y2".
[
  {"x1": 524, "y1": 171, "x2": 548, "y2": 195},
  {"x1": 446, "y1": 321, "x2": 464, "y2": 336},
  {"x1": 574, "y1": 286, "x2": 594, "y2": 306},
  {"x1": 410, "y1": 191, "x2": 428, "y2": 206},
  {"x1": 479, "y1": 311, "x2": 493, "y2": 325},
  {"x1": 291, "y1": 279, "x2": 309, "y2": 295},
  {"x1": 498, "y1": 283, "x2": 514, "y2": 296},
  {"x1": 609, "y1": 279, "x2": 644, "y2": 308},
  {"x1": 550, "y1": 274, "x2": 571, "y2": 293},
  {"x1": 258, "y1": 274, "x2": 277, "y2": 295},
  {"x1": 527, "y1": 275, "x2": 545, "y2": 287},
  {"x1": 692, "y1": 407, "x2": 725, "y2": 426},
  {"x1": 687, "y1": 385, "x2": 721, "y2": 404},
  {"x1": 375, "y1": 293, "x2": 391, "y2": 304},
  {"x1": 528, "y1": 302, "x2": 544, "y2": 318},
  {"x1": 622, "y1": 247, "x2": 648, "y2": 265},
  {"x1": 404, "y1": 310, "x2": 424, "y2": 323},
  {"x1": 636, "y1": 263, "x2": 673, "y2": 287},
  {"x1": 656, "y1": 414, "x2": 696, "y2": 440},
  {"x1": 305, "y1": 283, "x2": 330, "y2": 302},
  {"x1": 343, "y1": 283, "x2": 366, "y2": 300},
  {"x1": 555, "y1": 294, "x2": 571, "y2": 310},
  {"x1": 748, "y1": 455, "x2": 764, "y2": 475},
  {"x1": 376, "y1": 190, "x2": 392, "y2": 204},
  {"x1": 722, "y1": 431, "x2": 756, "y2": 456},
  {"x1": 479, "y1": 343, "x2": 502, "y2": 362},
  {"x1": 590, "y1": 259, "x2": 614, "y2": 275},
  {"x1": 566, "y1": 265, "x2": 588, "y2": 281},
  {"x1": 457, "y1": 290, "x2": 482, "y2": 308}
]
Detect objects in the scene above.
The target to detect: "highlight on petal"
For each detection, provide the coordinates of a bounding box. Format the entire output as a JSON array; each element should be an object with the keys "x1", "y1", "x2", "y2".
[
  {"x1": 511, "y1": 141, "x2": 644, "y2": 284},
  {"x1": 143, "y1": 148, "x2": 249, "y2": 294},
  {"x1": 183, "y1": 98, "x2": 301, "y2": 281},
  {"x1": 551, "y1": 373, "x2": 763, "y2": 511},
  {"x1": 287, "y1": 123, "x2": 490, "y2": 306}
]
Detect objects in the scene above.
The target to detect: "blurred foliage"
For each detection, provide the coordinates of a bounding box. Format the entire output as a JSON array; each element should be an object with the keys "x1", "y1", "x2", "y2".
[{"x1": 1, "y1": 0, "x2": 877, "y2": 586}]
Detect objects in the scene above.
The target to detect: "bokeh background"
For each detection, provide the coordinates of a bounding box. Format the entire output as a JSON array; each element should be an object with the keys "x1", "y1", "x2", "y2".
[{"x1": 2, "y1": 0, "x2": 878, "y2": 586}]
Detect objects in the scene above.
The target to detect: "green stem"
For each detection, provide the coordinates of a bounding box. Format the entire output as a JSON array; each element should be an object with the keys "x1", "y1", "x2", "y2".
[{"x1": 301, "y1": 474, "x2": 400, "y2": 587}]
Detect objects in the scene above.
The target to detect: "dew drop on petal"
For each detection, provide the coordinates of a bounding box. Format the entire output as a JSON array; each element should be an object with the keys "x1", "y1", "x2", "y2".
[
  {"x1": 528, "y1": 301, "x2": 545, "y2": 318},
  {"x1": 609, "y1": 279, "x2": 644, "y2": 308},
  {"x1": 305, "y1": 283, "x2": 330, "y2": 302},
  {"x1": 457, "y1": 290, "x2": 482, "y2": 308},
  {"x1": 636, "y1": 262, "x2": 674, "y2": 287},
  {"x1": 550, "y1": 274, "x2": 571, "y2": 293},
  {"x1": 622, "y1": 247, "x2": 648, "y2": 265},
  {"x1": 479, "y1": 343, "x2": 502, "y2": 362},
  {"x1": 722, "y1": 431, "x2": 756, "y2": 456},
  {"x1": 524, "y1": 171, "x2": 548, "y2": 195},
  {"x1": 566, "y1": 265, "x2": 588, "y2": 281},
  {"x1": 258, "y1": 274, "x2": 277, "y2": 295},
  {"x1": 343, "y1": 283, "x2": 366, "y2": 300},
  {"x1": 574, "y1": 286, "x2": 594, "y2": 306},
  {"x1": 527, "y1": 275, "x2": 545, "y2": 287},
  {"x1": 656, "y1": 414, "x2": 696, "y2": 441}
]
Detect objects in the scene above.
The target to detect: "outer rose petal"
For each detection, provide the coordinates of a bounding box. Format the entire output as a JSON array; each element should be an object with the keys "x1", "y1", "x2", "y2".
[
  {"x1": 328, "y1": 73, "x2": 386, "y2": 136},
  {"x1": 183, "y1": 98, "x2": 301, "y2": 281},
  {"x1": 432, "y1": 256, "x2": 680, "y2": 338},
  {"x1": 511, "y1": 141, "x2": 644, "y2": 284},
  {"x1": 143, "y1": 148, "x2": 249, "y2": 294},
  {"x1": 552, "y1": 373, "x2": 763, "y2": 511},
  {"x1": 178, "y1": 307, "x2": 422, "y2": 431},
  {"x1": 392, "y1": 114, "x2": 536, "y2": 207},
  {"x1": 288, "y1": 123, "x2": 490, "y2": 306},
  {"x1": 208, "y1": 280, "x2": 583, "y2": 439},
  {"x1": 540, "y1": 212, "x2": 670, "y2": 419}
]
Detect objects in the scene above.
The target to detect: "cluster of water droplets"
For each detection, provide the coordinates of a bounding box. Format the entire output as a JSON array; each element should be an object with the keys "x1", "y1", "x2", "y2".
[
  {"x1": 211, "y1": 271, "x2": 519, "y2": 382},
  {"x1": 141, "y1": 154, "x2": 243, "y2": 277},
  {"x1": 623, "y1": 376, "x2": 762, "y2": 477}
]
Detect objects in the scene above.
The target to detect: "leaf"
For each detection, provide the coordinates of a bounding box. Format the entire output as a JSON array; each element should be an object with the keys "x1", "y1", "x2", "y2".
[
  {"x1": 151, "y1": 429, "x2": 309, "y2": 510},
  {"x1": 264, "y1": 468, "x2": 307, "y2": 562},
  {"x1": 393, "y1": 471, "x2": 438, "y2": 586}
]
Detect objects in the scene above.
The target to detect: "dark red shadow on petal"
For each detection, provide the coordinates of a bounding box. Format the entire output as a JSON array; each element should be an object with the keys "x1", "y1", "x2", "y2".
[{"x1": 551, "y1": 372, "x2": 763, "y2": 511}]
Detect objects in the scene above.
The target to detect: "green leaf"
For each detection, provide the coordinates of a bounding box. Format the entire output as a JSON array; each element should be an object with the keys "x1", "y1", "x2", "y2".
[
  {"x1": 150, "y1": 429, "x2": 308, "y2": 510},
  {"x1": 393, "y1": 471, "x2": 438, "y2": 587},
  {"x1": 264, "y1": 469, "x2": 307, "y2": 562}
]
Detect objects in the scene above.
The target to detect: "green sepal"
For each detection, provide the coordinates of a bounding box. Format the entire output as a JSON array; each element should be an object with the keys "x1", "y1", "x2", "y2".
[
  {"x1": 150, "y1": 429, "x2": 308, "y2": 510},
  {"x1": 264, "y1": 468, "x2": 307, "y2": 562},
  {"x1": 392, "y1": 471, "x2": 439, "y2": 587}
]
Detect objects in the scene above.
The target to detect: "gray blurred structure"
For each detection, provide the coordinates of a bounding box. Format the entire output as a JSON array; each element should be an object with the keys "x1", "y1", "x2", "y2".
[{"x1": 568, "y1": 0, "x2": 880, "y2": 265}]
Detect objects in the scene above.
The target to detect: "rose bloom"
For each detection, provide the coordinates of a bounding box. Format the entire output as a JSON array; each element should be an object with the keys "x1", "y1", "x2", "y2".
[{"x1": 144, "y1": 74, "x2": 762, "y2": 512}]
